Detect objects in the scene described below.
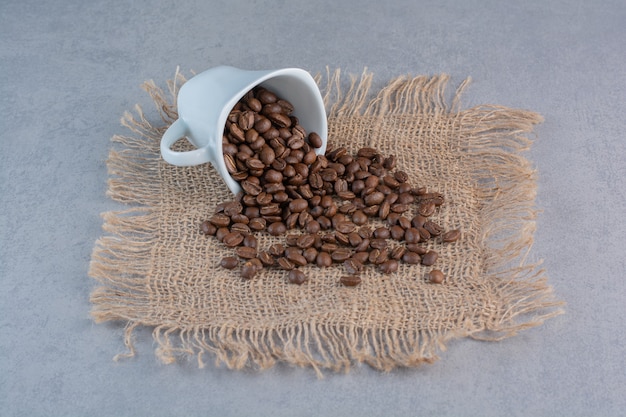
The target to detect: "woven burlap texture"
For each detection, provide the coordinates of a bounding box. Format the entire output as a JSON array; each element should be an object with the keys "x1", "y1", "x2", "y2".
[{"x1": 89, "y1": 69, "x2": 564, "y2": 375}]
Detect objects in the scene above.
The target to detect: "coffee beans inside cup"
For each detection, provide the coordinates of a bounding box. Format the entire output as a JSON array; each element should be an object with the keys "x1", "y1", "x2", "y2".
[{"x1": 201, "y1": 85, "x2": 462, "y2": 286}]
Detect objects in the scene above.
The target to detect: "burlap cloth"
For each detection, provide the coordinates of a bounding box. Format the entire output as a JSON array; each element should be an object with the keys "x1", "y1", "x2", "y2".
[{"x1": 90, "y1": 69, "x2": 564, "y2": 375}]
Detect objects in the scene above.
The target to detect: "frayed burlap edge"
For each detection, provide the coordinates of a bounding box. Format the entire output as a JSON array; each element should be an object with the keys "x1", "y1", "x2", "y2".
[{"x1": 89, "y1": 68, "x2": 564, "y2": 376}]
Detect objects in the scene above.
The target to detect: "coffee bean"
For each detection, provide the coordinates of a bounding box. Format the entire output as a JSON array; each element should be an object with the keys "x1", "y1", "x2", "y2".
[
  {"x1": 289, "y1": 198, "x2": 308, "y2": 213},
  {"x1": 396, "y1": 192, "x2": 414, "y2": 204},
  {"x1": 383, "y1": 155, "x2": 396, "y2": 170},
  {"x1": 402, "y1": 251, "x2": 421, "y2": 264},
  {"x1": 335, "y1": 221, "x2": 357, "y2": 234},
  {"x1": 216, "y1": 227, "x2": 230, "y2": 242},
  {"x1": 288, "y1": 269, "x2": 307, "y2": 285},
  {"x1": 397, "y1": 216, "x2": 411, "y2": 230},
  {"x1": 308, "y1": 132, "x2": 323, "y2": 148},
  {"x1": 258, "y1": 251, "x2": 275, "y2": 266},
  {"x1": 364, "y1": 191, "x2": 385, "y2": 206},
  {"x1": 418, "y1": 227, "x2": 431, "y2": 241},
  {"x1": 331, "y1": 248, "x2": 352, "y2": 262},
  {"x1": 316, "y1": 251, "x2": 332, "y2": 267},
  {"x1": 340, "y1": 275, "x2": 362, "y2": 287},
  {"x1": 352, "y1": 251, "x2": 369, "y2": 264},
  {"x1": 267, "y1": 222, "x2": 287, "y2": 236},
  {"x1": 220, "y1": 256, "x2": 238, "y2": 269},
  {"x1": 344, "y1": 258, "x2": 363, "y2": 274},
  {"x1": 223, "y1": 232, "x2": 244, "y2": 247},
  {"x1": 240, "y1": 261, "x2": 259, "y2": 279},
  {"x1": 230, "y1": 213, "x2": 249, "y2": 224},
  {"x1": 236, "y1": 246, "x2": 257, "y2": 259},
  {"x1": 390, "y1": 203, "x2": 410, "y2": 213},
  {"x1": 277, "y1": 257, "x2": 295, "y2": 270},
  {"x1": 370, "y1": 238, "x2": 388, "y2": 250},
  {"x1": 411, "y1": 215, "x2": 427, "y2": 229},
  {"x1": 241, "y1": 180, "x2": 263, "y2": 196},
  {"x1": 379, "y1": 259, "x2": 399, "y2": 274},
  {"x1": 357, "y1": 147, "x2": 378, "y2": 158},
  {"x1": 210, "y1": 213, "x2": 231, "y2": 228},
  {"x1": 383, "y1": 175, "x2": 400, "y2": 189},
  {"x1": 286, "y1": 251, "x2": 307, "y2": 267},
  {"x1": 406, "y1": 244, "x2": 428, "y2": 255},
  {"x1": 246, "y1": 97, "x2": 262, "y2": 112},
  {"x1": 373, "y1": 227, "x2": 391, "y2": 239},
  {"x1": 421, "y1": 250, "x2": 438, "y2": 266},
  {"x1": 442, "y1": 229, "x2": 461, "y2": 242},
  {"x1": 268, "y1": 243, "x2": 285, "y2": 257},
  {"x1": 257, "y1": 89, "x2": 278, "y2": 104},
  {"x1": 418, "y1": 201, "x2": 436, "y2": 217},
  {"x1": 429, "y1": 269, "x2": 445, "y2": 284},
  {"x1": 390, "y1": 245, "x2": 406, "y2": 260},
  {"x1": 303, "y1": 247, "x2": 319, "y2": 263},
  {"x1": 255, "y1": 192, "x2": 273, "y2": 206},
  {"x1": 243, "y1": 234, "x2": 257, "y2": 248},
  {"x1": 390, "y1": 225, "x2": 405, "y2": 240},
  {"x1": 200, "y1": 220, "x2": 217, "y2": 236},
  {"x1": 296, "y1": 234, "x2": 316, "y2": 249},
  {"x1": 404, "y1": 228, "x2": 420, "y2": 244},
  {"x1": 394, "y1": 170, "x2": 409, "y2": 183}
]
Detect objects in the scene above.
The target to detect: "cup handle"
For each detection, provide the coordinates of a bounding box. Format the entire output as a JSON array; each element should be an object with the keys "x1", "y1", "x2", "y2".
[{"x1": 160, "y1": 119, "x2": 211, "y2": 166}]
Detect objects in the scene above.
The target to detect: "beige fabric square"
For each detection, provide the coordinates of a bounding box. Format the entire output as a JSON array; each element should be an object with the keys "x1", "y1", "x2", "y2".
[{"x1": 90, "y1": 69, "x2": 563, "y2": 376}]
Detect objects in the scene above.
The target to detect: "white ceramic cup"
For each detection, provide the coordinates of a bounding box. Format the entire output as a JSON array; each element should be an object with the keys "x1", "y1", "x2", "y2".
[{"x1": 160, "y1": 65, "x2": 328, "y2": 194}]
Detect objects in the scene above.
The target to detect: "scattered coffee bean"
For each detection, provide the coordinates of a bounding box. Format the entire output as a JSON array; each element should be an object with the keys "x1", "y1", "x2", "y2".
[
  {"x1": 429, "y1": 269, "x2": 445, "y2": 284},
  {"x1": 202, "y1": 86, "x2": 463, "y2": 286},
  {"x1": 220, "y1": 256, "x2": 239, "y2": 269},
  {"x1": 288, "y1": 269, "x2": 307, "y2": 285},
  {"x1": 340, "y1": 275, "x2": 362, "y2": 287},
  {"x1": 442, "y1": 229, "x2": 461, "y2": 242}
]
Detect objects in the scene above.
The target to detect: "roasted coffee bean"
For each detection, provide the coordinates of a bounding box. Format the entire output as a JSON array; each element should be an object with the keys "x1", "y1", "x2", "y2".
[
  {"x1": 390, "y1": 245, "x2": 406, "y2": 260},
  {"x1": 390, "y1": 203, "x2": 410, "y2": 213},
  {"x1": 429, "y1": 269, "x2": 445, "y2": 284},
  {"x1": 423, "y1": 221, "x2": 442, "y2": 237},
  {"x1": 402, "y1": 251, "x2": 422, "y2": 264},
  {"x1": 364, "y1": 176, "x2": 379, "y2": 189},
  {"x1": 357, "y1": 147, "x2": 378, "y2": 158},
  {"x1": 362, "y1": 205, "x2": 379, "y2": 216},
  {"x1": 320, "y1": 168, "x2": 338, "y2": 182},
  {"x1": 386, "y1": 212, "x2": 400, "y2": 226},
  {"x1": 223, "y1": 232, "x2": 244, "y2": 247},
  {"x1": 358, "y1": 226, "x2": 373, "y2": 239},
  {"x1": 308, "y1": 132, "x2": 323, "y2": 148},
  {"x1": 368, "y1": 249, "x2": 381, "y2": 264},
  {"x1": 411, "y1": 215, "x2": 427, "y2": 229},
  {"x1": 317, "y1": 216, "x2": 332, "y2": 230},
  {"x1": 255, "y1": 192, "x2": 273, "y2": 206},
  {"x1": 351, "y1": 210, "x2": 368, "y2": 225},
  {"x1": 268, "y1": 243, "x2": 285, "y2": 257},
  {"x1": 267, "y1": 222, "x2": 287, "y2": 236},
  {"x1": 258, "y1": 251, "x2": 275, "y2": 266},
  {"x1": 364, "y1": 191, "x2": 385, "y2": 206},
  {"x1": 331, "y1": 248, "x2": 352, "y2": 262},
  {"x1": 287, "y1": 136, "x2": 304, "y2": 150},
  {"x1": 374, "y1": 248, "x2": 389, "y2": 264},
  {"x1": 241, "y1": 180, "x2": 263, "y2": 196},
  {"x1": 396, "y1": 192, "x2": 414, "y2": 204},
  {"x1": 404, "y1": 228, "x2": 421, "y2": 244},
  {"x1": 286, "y1": 250, "x2": 308, "y2": 267},
  {"x1": 397, "y1": 216, "x2": 411, "y2": 230},
  {"x1": 296, "y1": 234, "x2": 316, "y2": 249},
  {"x1": 264, "y1": 169, "x2": 283, "y2": 183},
  {"x1": 238, "y1": 110, "x2": 256, "y2": 130},
  {"x1": 348, "y1": 232, "x2": 362, "y2": 247},
  {"x1": 316, "y1": 251, "x2": 333, "y2": 267},
  {"x1": 373, "y1": 227, "x2": 391, "y2": 239},
  {"x1": 384, "y1": 192, "x2": 399, "y2": 205},
  {"x1": 352, "y1": 251, "x2": 370, "y2": 264},
  {"x1": 257, "y1": 88, "x2": 278, "y2": 104},
  {"x1": 390, "y1": 225, "x2": 405, "y2": 240},
  {"x1": 379, "y1": 259, "x2": 399, "y2": 274},
  {"x1": 216, "y1": 227, "x2": 230, "y2": 242},
  {"x1": 406, "y1": 244, "x2": 428, "y2": 255},
  {"x1": 383, "y1": 175, "x2": 400, "y2": 189},
  {"x1": 243, "y1": 234, "x2": 257, "y2": 248},
  {"x1": 248, "y1": 214, "x2": 265, "y2": 229},
  {"x1": 277, "y1": 257, "x2": 295, "y2": 270},
  {"x1": 236, "y1": 246, "x2": 257, "y2": 259},
  {"x1": 394, "y1": 170, "x2": 409, "y2": 183},
  {"x1": 335, "y1": 221, "x2": 357, "y2": 234},
  {"x1": 200, "y1": 220, "x2": 217, "y2": 236},
  {"x1": 246, "y1": 97, "x2": 262, "y2": 112},
  {"x1": 421, "y1": 250, "x2": 438, "y2": 266},
  {"x1": 344, "y1": 258, "x2": 363, "y2": 274},
  {"x1": 298, "y1": 211, "x2": 312, "y2": 228},
  {"x1": 224, "y1": 154, "x2": 237, "y2": 174},
  {"x1": 288, "y1": 198, "x2": 308, "y2": 213},
  {"x1": 259, "y1": 204, "x2": 281, "y2": 216},
  {"x1": 418, "y1": 227, "x2": 431, "y2": 241},
  {"x1": 418, "y1": 201, "x2": 436, "y2": 217},
  {"x1": 383, "y1": 155, "x2": 396, "y2": 170},
  {"x1": 339, "y1": 202, "x2": 357, "y2": 214},
  {"x1": 288, "y1": 269, "x2": 307, "y2": 285},
  {"x1": 355, "y1": 238, "x2": 370, "y2": 253},
  {"x1": 285, "y1": 234, "x2": 300, "y2": 246},
  {"x1": 220, "y1": 256, "x2": 239, "y2": 269},
  {"x1": 230, "y1": 213, "x2": 249, "y2": 224},
  {"x1": 254, "y1": 116, "x2": 272, "y2": 134},
  {"x1": 340, "y1": 275, "x2": 362, "y2": 287},
  {"x1": 262, "y1": 103, "x2": 284, "y2": 116},
  {"x1": 210, "y1": 213, "x2": 231, "y2": 228},
  {"x1": 378, "y1": 200, "x2": 391, "y2": 219},
  {"x1": 442, "y1": 229, "x2": 462, "y2": 242},
  {"x1": 240, "y1": 261, "x2": 259, "y2": 279},
  {"x1": 303, "y1": 247, "x2": 319, "y2": 263}
]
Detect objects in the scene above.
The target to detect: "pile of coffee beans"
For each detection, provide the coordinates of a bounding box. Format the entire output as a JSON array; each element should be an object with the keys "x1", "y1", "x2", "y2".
[{"x1": 200, "y1": 86, "x2": 461, "y2": 286}]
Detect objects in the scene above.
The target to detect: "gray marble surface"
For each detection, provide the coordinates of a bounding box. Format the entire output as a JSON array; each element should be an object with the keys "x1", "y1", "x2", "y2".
[{"x1": 1, "y1": 0, "x2": 624, "y2": 416}]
